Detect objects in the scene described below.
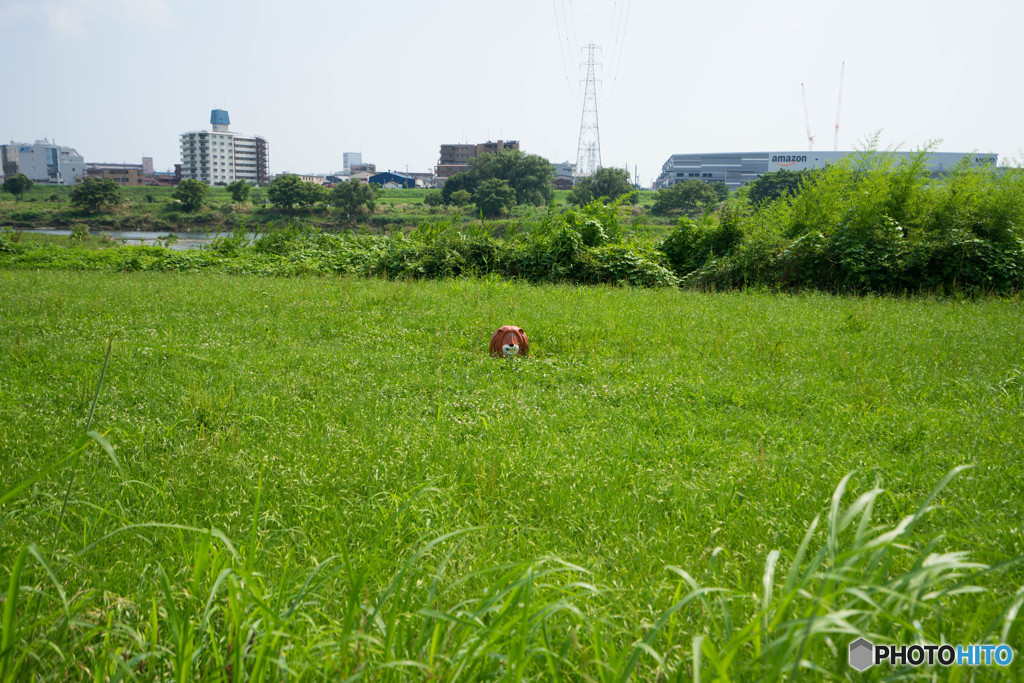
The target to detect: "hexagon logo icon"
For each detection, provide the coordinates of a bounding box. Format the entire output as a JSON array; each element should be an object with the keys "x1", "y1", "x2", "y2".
[{"x1": 849, "y1": 637, "x2": 874, "y2": 671}]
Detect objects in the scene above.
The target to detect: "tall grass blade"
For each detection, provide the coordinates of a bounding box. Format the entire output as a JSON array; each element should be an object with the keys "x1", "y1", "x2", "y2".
[
  {"x1": 25, "y1": 545, "x2": 68, "y2": 617},
  {"x1": 1, "y1": 546, "x2": 29, "y2": 683},
  {"x1": 55, "y1": 338, "x2": 114, "y2": 535}
]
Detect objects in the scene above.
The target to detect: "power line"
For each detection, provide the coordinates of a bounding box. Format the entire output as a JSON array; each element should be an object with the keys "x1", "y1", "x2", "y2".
[
  {"x1": 605, "y1": 0, "x2": 631, "y2": 100},
  {"x1": 552, "y1": 0, "x2": 577, "y2": 99},
  {"x1": 606, "y1": 0, "x2": 618, "y2": 60},
  {"x1": 565, "y1": 0, "x2": 579, "y2": 57},
  {"x1": 614, "y1": 0, "x2": 628, "y2": 61}
]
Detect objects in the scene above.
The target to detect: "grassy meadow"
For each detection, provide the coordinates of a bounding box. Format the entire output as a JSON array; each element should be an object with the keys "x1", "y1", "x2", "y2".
[{"x1": 1, "y1": 270, "x2": 1022, "y2": 680}]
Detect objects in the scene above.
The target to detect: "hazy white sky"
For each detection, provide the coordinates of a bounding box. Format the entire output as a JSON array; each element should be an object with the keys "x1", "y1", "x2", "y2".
[{"x1": 2, "y1": 0, "x2": 1020, "y2": 185}]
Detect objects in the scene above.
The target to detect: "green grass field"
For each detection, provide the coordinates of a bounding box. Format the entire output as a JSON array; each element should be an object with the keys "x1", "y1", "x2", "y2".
[{"x1": 1, "y1": 270, "x2": 1022, "y2": 680}]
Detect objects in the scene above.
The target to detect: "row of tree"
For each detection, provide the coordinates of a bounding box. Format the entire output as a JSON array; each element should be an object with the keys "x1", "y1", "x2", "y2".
[
  {"x1": 650, "y1": 179, "x2": 729, "y2": 215},
  {"x1": 430, "y1": 152, "x2": 762, "y2": 217},
  {"x1": 431, "y1": 153, "x2": 648, "y2": 217},
  {"x1": 646, "y1": 170, "x2": 812, "y2": 215},
  {"x1": 166, "y1": 176, "x2": 380, "y2": 216},
  {"x1": 7, "y1": 155, "x2": 813, "y2": 219},
  {"x1": 260, "y1": 176, "x2": 378, "y2": 216},
  {"x1": 436, "y1": 150, "x2": 556, "y2": 217},
  {"x1": 0, "y1": 173, "x2": 382, "y2": 217},
  {"x1": 4, "y1": 174, "x2": 143, "y2": 211}
]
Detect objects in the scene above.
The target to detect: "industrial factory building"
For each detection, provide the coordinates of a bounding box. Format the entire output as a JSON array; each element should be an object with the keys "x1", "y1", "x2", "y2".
[{"x1": 654, "y1": 150, "x2": 998, "y2": 190}]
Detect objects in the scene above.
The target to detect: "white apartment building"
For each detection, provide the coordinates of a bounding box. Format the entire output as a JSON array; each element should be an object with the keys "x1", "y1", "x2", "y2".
[{"x1": 179, "y1": 110, "x2": 269, "y2": 185}]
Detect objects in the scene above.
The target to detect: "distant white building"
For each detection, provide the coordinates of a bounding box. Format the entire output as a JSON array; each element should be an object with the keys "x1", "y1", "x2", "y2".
[
  {"x1": 343, "y1": 152, "x2": 361, "y2": 173},
  {"x1": 0, "y1": 139, "x2": 85, "y2": 185},
  {"x1": 655, "y1": 150, "x2": 999, "y2": 190},
  {"x1": 553, "y1": 161, "x2": 576, "y2": 189},
  {"x1": 553, "y1": 161, "x2": 576, "y2": 178},
  {"x1": 179, "y1": 110, "x2": 269, "y2": 185},
  {"x1": 291, "y1": 174, "x2": 326, "y2": 185}
]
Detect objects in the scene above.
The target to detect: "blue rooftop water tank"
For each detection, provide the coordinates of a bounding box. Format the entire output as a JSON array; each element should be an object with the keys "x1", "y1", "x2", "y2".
[{"x1": 210, "y1": 109, "x2": 230, "y2": 126}]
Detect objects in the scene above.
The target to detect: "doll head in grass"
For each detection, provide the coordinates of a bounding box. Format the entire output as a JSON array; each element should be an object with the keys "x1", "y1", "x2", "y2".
[{"x1": 489, "y1": 326, "x2": 529, "y2": 358}]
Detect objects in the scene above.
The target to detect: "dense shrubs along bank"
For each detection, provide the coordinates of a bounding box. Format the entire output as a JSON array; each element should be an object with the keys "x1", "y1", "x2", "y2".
[
  {"x1": 0, "y1": 203, "x2": 681, "y2": 288},
  {"x1": 667, "y1": 149, "x2": 1024, "y2": 293},
  {"x1": 3, "y1": 149, "x2": 1022, "y2": 293}
]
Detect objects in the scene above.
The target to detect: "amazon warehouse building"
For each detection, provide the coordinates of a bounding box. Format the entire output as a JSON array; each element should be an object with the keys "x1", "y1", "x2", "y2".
[{"x1": 653, "y1": 150, "x2": 998, "y2": 190}]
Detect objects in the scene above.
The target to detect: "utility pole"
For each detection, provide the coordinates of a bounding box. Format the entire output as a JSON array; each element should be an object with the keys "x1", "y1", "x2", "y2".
[{"x1": 575, "y1": 43, "x2": 602, "y2": 178}]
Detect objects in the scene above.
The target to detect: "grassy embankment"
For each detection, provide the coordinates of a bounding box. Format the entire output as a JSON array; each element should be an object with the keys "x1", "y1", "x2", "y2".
[
  {"x1": 0, "y1": 185, "x2": 662, "y2": 236},
  {"x1": 1, "y1": 270, "x2": 1022, "y2": 679}
]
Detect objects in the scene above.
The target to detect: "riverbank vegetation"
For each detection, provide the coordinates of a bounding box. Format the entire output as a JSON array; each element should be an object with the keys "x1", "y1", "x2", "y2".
[
  {"x1": 0, "y1": 181, "x2": 638, "y2": 234},
  {"x1": 1, "y1": 271, "x2": 1022, "y2": 679},
  {"x1": 1, "y1": 199, "x2": 679, "y2": 287},
  {"x1": 3, "y1": 146, "x2": 1022, "y2": 294},
  {"x1": 666, "y1": 149, "x2": 1024, "y2": 293}
]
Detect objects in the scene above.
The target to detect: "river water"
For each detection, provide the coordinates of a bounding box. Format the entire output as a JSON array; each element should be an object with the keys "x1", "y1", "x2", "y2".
[{"x1": 20, "y1": 228, "x2": 255, "y2": 251}]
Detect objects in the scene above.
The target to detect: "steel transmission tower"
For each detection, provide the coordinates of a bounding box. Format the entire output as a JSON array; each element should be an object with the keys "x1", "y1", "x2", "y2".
[{"x1": 575, "y1": 43, "x2": 601, "y2": 177}]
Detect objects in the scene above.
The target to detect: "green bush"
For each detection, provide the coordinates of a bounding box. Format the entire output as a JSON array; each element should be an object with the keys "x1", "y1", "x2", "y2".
[
  {"x1": 902, "y1": 231, "x2": 1024, "y2": 292},
  {"x1": 6, "y1": 209, "x2": 48, "y2": 223},
  {"x1": 450, "y1": 189, "x2": 472, "y2": 206},
  {"x1": 586, "y1": 242, "x2": 678, "y2": 287},
  {"x1": 173, "y1": 179, "x2": 208, "y2": 213},
  {"x1": 226, "y1": 179, "x2": 251, "y2": 203},
  {"x1": 209, "y1": 223, "x2": 251, "y2": 255},
  {"x1": 577, "y1": 218, "x2": 607, "y2": 247},
  {"x1": 659, "y1": 213, "x2": 743, "y2": 278},
  {"x1": 657, "y1": 146, "x2": 1024, "y2": 293},
  {"x1": 70, "y1": 178, "x2": 123, "y2": 212},
  {"x1": 651, "y1": 179, "x2": 718, "y2": 216},
  {"x1": 0, "y1": 228, "x2": 24, "y2": 253},
  {"x1": 473, "y1": 178, "x2": 515, "y2": 218}
]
